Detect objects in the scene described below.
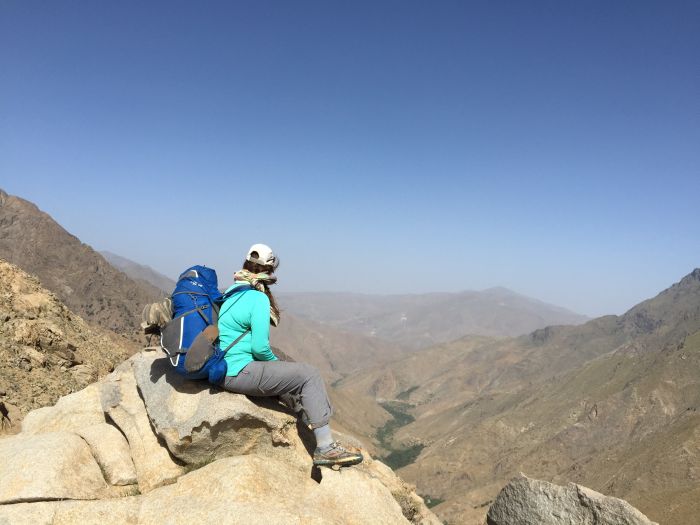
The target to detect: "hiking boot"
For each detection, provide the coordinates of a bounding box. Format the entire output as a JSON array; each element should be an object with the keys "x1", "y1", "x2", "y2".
[{"x1": 313, "y1": 441, "x2": 363, "y2": 468}]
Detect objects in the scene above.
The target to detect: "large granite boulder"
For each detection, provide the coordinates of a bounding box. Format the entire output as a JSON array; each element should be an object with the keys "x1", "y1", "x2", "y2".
[
  {"x1": 100, "y1": 362, "x2": 185, "y2": 492},
  {"x1": 139, "y1": 454, "x2": 411, "y2": 524},
  {"x1": 486, "y1": 474, "x2": 658, "y2": 525},
  {"x1": 0, "y1": 351, "x2": 440, "y2": 524},
  {"x1": 132, "y1": 351, "x2": 307, "y2": 468}
]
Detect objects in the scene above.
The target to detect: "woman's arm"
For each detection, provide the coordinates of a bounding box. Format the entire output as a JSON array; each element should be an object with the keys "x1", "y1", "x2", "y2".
[{"x1": 250, "y1": 292, "x2": 278, "y2": 361}]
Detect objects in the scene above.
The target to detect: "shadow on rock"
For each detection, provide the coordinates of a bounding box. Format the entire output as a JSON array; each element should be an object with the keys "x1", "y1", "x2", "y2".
[{"x1": 148, "y1": 354, "x2": 221, "y2": 396}]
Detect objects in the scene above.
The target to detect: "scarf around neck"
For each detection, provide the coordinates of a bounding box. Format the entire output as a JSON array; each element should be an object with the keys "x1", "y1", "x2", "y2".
[{"x1": 233, "y1": 269, "x2": 279, "y2": 326}]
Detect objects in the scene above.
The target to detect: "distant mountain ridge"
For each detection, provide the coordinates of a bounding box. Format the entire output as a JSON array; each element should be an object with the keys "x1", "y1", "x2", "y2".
[
  {"x1": 279, "y1": 288, "x2": 589, "y2": 349},
  {"x1": 0, "y1": 189, "x2": 164, "y2": 335},
  {"x1": 100, "y1": 250, "x2": 176, "y2": 294}
]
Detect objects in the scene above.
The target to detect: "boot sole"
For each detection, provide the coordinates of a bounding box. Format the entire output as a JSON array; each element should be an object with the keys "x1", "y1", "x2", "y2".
[{"x1": 313, "y1": 455, "x2": 363, "y2": 467}]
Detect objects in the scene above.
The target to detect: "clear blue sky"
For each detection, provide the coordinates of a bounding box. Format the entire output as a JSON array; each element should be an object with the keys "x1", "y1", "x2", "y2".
[{"x1": 1, "y1": 1, "x2": 698, "y2": 317}]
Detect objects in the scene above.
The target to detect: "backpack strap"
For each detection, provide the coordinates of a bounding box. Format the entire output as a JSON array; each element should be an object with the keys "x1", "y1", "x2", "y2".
[
  {"x1": 214, "y1": 285, "x2": 253, "y2": 319},
  {"x1": 195, "y1": 306, "x2": 212, "y2": 326},
  {"x1": 222, "y1": 328, "x2": 251, "y2": 353},
  {"x1": 217, "y1": 285, "x2": 253, "y2": 355},
  {"x1": 220, "y1": 284, "x2": 253, "y2": 302}
]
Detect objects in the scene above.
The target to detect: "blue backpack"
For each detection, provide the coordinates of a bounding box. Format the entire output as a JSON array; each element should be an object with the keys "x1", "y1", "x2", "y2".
[{"x1": 159, "y1": 265, "x2": 250, "y2": 384}]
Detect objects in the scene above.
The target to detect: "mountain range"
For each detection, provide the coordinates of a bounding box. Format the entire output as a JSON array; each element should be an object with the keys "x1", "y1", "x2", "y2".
[
  {"x1": 98, "y1": 226, "x2": 591, "y2": 350},
  {"x1": 335, "y1": 269, "x2": 700, "y2": 524},
  {"x1": 279, "y1": 289, "x2": 589, "y2": 350}
]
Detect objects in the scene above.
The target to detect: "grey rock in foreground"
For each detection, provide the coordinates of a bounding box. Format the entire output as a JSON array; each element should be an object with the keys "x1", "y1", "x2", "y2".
[
  {"x1": 132, "y1": 352, "x2": 304, "y2": 468},
  {"x1": 486, "y1": 474, "x2": 658, "y2": 525}
]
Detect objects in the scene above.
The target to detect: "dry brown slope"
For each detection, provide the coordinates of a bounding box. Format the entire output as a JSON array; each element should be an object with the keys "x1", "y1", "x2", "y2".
[
  {"x1": 0, "y1": 189, "x2": 163, "y2": 335},
  {"x1": 0, "y1": 259, "x2": 134, "y2": 434},
  {"x1": 337, "y1": 269, "x2": 700, "y2": 524},
  {"x1": 397, "y1": 328, "x2": 700, "y2": 525}
]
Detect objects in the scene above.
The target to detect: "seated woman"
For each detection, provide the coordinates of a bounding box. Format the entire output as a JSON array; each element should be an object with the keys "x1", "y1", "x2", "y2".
[{"x1": 217, "y1": 243, "x2": 363, "y2": 468}]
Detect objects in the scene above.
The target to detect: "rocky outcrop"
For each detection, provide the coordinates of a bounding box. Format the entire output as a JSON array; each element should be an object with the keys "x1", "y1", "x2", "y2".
[
  {"x1": 100, "y1": 362, "x2": 186, "y2": 492},
  {"x1": 0, "y1": 259, "x2": 134, "y2": 433},
  {"x1": 486, "y1": 474, "x2": 658, "y2": 525},
  {"x1": 0, "y1": 350, "x2": 440, "y2": 524}
]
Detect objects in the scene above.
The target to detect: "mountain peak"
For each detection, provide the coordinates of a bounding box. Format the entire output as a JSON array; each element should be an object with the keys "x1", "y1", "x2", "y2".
[{"x1": 681, "y1": 268, "x2": 700, "y2": 284}]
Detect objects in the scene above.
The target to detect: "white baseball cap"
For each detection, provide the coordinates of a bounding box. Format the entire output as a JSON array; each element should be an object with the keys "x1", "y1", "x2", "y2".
[{"x1": 246, "y1": 243, "x2": 279, "y2": 269}]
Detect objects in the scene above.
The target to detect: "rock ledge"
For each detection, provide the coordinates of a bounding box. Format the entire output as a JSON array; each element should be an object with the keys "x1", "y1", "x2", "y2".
[{"x1": 0, "y1": 351, "x2": 440, "y2": 525}]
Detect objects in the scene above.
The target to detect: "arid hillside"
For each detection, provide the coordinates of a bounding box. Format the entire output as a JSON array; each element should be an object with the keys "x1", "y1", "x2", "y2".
[
  {"x1": 337, "y1": 269, "x2": 700, "y2": 525},
  {"x1": 0, "y1": 259, "x2": 134, "y2": 434},
  {"x1": 0, "y1": 190, "x2": 164, "y2": 335}
]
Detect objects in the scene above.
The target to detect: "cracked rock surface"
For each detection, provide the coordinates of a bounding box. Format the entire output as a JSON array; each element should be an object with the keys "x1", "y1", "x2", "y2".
[{"x1": 0, "y1": 350, "x2": 441, "y2": 524}]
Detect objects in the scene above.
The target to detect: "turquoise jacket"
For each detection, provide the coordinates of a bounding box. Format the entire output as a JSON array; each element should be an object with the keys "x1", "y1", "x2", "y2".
[{"x1": 218, "y1": 283, "x2": 278, "y2": 376}]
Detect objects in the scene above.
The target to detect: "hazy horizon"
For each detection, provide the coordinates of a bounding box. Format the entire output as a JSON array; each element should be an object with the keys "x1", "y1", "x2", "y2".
[{"x1": 2, "y1": 1, "x2": 698, "y2": 318}]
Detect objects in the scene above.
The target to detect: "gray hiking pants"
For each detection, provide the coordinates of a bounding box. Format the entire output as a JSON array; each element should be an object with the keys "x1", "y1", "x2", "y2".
[{"x1": 219, "y1": 361, "x2": 333, "y2": 429}]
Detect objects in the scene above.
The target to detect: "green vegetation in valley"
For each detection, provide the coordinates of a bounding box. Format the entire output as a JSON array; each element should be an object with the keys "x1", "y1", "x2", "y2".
[
  {"x1": 382, "y1": 443, "x2": 425, "y2": 470},
  {"x1": 376, "y1": 400, "x2": 424, "y2": 470},
  {"x1": 376, "y1": 401, "x2": 415, "y2": 444}
]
